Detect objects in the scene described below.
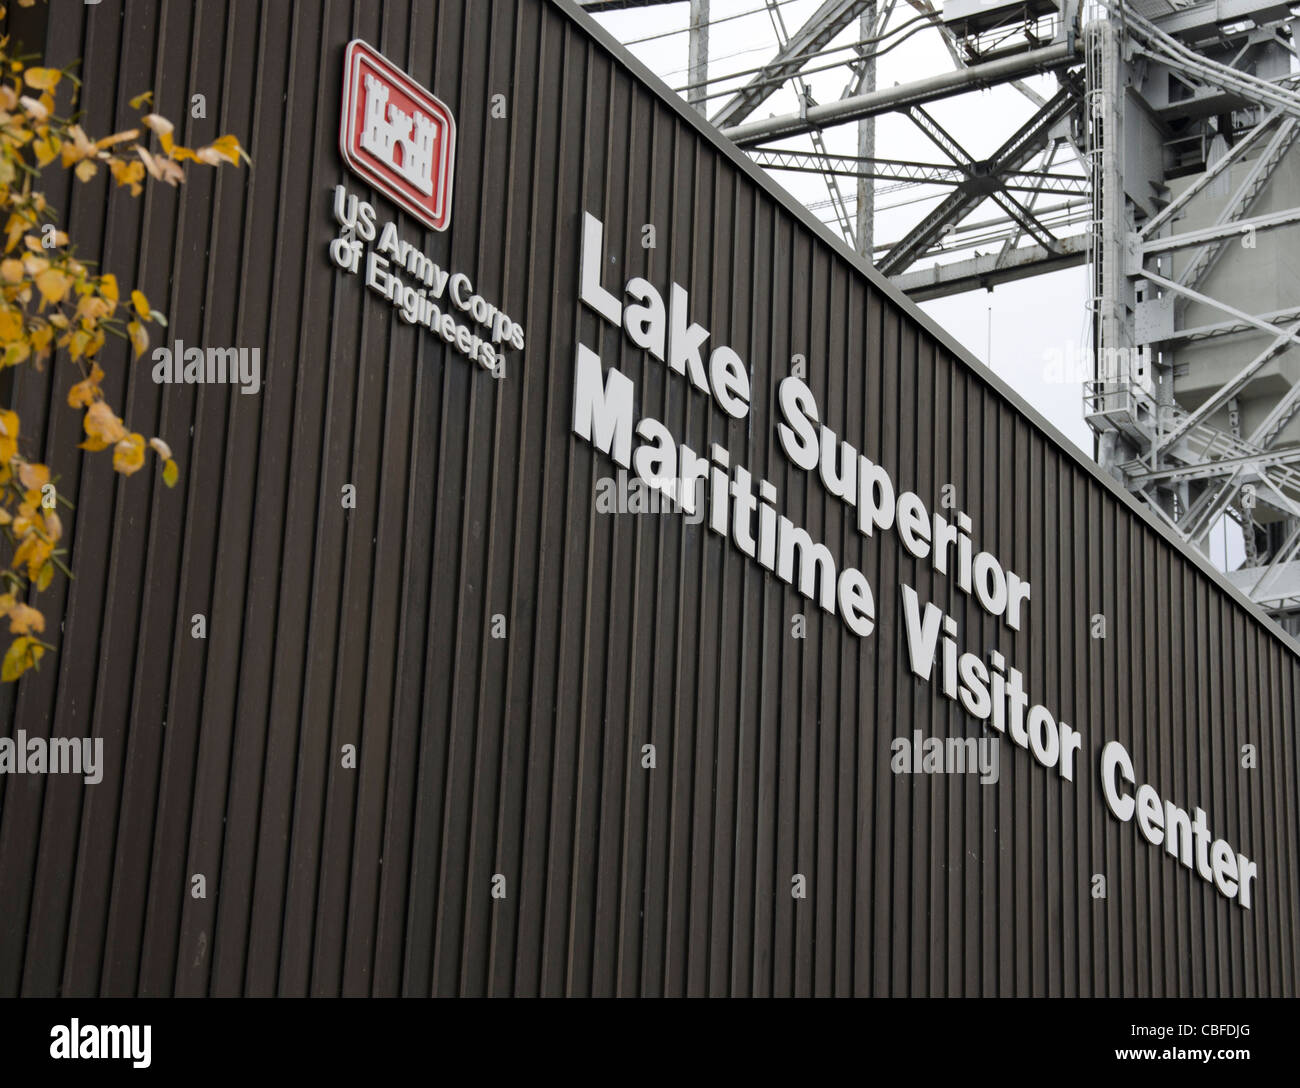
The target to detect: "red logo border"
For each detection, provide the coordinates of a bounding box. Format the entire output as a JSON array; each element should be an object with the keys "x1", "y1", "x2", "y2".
[{"x1": 339, "y1": 39, "x2": 456, "y2": 232}]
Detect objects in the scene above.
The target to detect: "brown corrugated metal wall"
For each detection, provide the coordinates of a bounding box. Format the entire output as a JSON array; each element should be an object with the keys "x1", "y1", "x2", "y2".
[{"x1": 0, "y1": 0, "x2": 1297, "y2": 996}]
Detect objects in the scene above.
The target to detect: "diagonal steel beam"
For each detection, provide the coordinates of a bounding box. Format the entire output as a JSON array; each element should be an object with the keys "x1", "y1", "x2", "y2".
[
  {"x1": 1139, "y1": 269, "x2": 1300, "y2": 354},
  {"x1": 1139, "y1": 111, "x2": 1282, "y2": 238},
  {"x1": 989, "y1": 190, "x2": 1060, "y2": 252},
  {"x1": 879, "y1": 84, "x2": 1077, "y2": 276},
  {"x1": 1154, "y1": 321, "x2": 1300, "y2": 454},
  {"x1": 904, "y1": 104, "x2": 975, "y2": 168},
  {"x1": 1250, "y1": 382, "x2": 1300, "y2": 449},
  {"x1": 1141, "y1": 206, "x2": 1300, "y2": 255},
  {"x1": 996, "y1": 142, "x2": 1060, "y2": 267},
  {"x1": 750, "y1": 152, "x2": 1089, "y2": 192},
  {"x1": 1250, "y1": 521, "x2": 1300, "y2": 603},
  {"x1": 1177, "y1": 118, "x2": 1299, "y2": 293},
  {"x1": 710, "y1": 0, "x2": 875, "y2": 129},
  {"x1": 891, "y1": 234, "x2": 1088, "y2": 300},
  {"x1": 1181, "y1": 471, "x2": 1245, "y2": 545},
  {"x1": 723, "y1": 40, "x2": 1079, "y2": 144},
  {"x1": 1127, "y1": 447, "x2": 1300, "y2": 485}
]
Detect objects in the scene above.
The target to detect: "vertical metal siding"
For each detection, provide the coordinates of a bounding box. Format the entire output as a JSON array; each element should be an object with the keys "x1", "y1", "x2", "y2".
[{"x1": 0, "y1": 0, "x2": 1297, "y2": 996}]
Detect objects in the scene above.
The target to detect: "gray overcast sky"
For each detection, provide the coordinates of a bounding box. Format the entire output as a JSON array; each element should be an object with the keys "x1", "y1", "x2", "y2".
[{"x1": 591, "y1": 0, "x2": 1094, "y2": 458}]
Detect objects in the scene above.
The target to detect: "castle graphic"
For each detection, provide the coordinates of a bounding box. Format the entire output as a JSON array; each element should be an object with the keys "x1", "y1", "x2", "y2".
[{"x1": 360, "y1": 72, "x2": 437, "y2": 196}]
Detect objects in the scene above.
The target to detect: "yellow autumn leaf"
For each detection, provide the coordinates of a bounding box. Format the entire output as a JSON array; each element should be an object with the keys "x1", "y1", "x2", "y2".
[
  {"x1": 34, "y1": 266, "x2": 72, "y2": 304},
  {"x1": 129, "y1": 90, "x2": 153, "y2": 110},
  {"x1": 3, "y1": 342, "x2": 30, "y2": 367},
  {"x1": 0, "y1": 258, "x2": 23, "y2": 283},
  {"x1": 109, "y1": 157, "x2": 145, "y2": 196},
  {"x1": 23, "y1": 67, "x2": 59, "y2": 91},
  {"x1": 33, "y1": 132, "x2": 60, "y2": 167},
  {"x1": 127, "y1": 318, "x2": 148, "y2": 358},
  {"x1": 99, "y1": 272, "x2": 118, "y2": 303},
  {"x1": 18, "y1": 94, "x2": 47, "y2": 120},
  {"x1": 17, "y1": 461, "x2": 48, "y2": 490},
  {"x1": 94, "y1": 128, "x2": 138, "y2": 150},
  {"x1": 84, "y1": 327, "x2": 106, "y2": 358},
  {"x1": 59, "y1": 124, "x2": 98, "y2": 167},
  {"x1": 67, "y1": 362, "x2": 104, "y2": 408},
  {"x1": 80, "y1": 400, "x2": 125, "y2": 451},
  {"x1": 0, "y1": 306, "x2": 21, "y2": 342},
  {"x1": 12, "y1": 534, "x2": 51, "y2": 581},
  {"x1": 141, "y1": 113, "x2": 173, "y2": 138},
  {"x1": 131, "y1": 288, "x2": 149, "y2": 319},
  {"x1": 205, "y1": 133, "x2": 248, "y2": 166},
  {"x1": 74, "y1": 158, "x2": 97, "y2": 182},
  {"x1": 113, "y1": 432, "x2": 146, "y2": 475},
  {"x1": 7, "y1": 602, "x2": 44, "y2": 635},
  {"x1": 73, "y1": 295, "x2": 111, "y2": 325},
  {"x1": 0, "y1": 407, "x2": 17, "y2": 452},
  {"x1": 0, "y1": 593, "x2": 12, "y2": 616},
  {"x1": 162, "y1": 457, "x2": 178, "y2": 488},
  {"x1": 1, "y1": 636, "x2": 34, "y2": 682},
  {"x1": 36, "y1": 561, "x2": 53, "y2": 592},
  {"x1": 67, "y1": 328, "x2": 91, "y2": 361},
  {"x1": 5, "y1": 214, "x2": 26, "y2": 253}
]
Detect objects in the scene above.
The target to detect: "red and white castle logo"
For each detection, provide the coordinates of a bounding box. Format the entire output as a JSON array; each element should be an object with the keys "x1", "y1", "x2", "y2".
[{"x1": 339, "y1": 40, "x2": 455, "y2": 231}]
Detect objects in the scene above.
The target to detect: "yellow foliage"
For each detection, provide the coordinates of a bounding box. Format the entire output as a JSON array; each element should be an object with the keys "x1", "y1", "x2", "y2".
[
  {"x1": 67, "y1": 362, "x2": 104, "y2": 407},
  {"x1": 127, "y1": 318, "x2": 147, "y2": 358},
  {"x1": 1, "y1": 636, "x2": 43, "y2": 682},
  {"x1": 33, "y1": 132, "x2": 59, "y2": 166},
  {"x1": 0, "y1": 42, "x2": 244, "y2": 681},
  {"x1": 110, "y1": 158, "x2": 145, "y2": 195},
  {"x1": 34, "y1": 265, "x2": 71, "y2": 304},
  {"x1": 16, "y1": 461, "x2": 47, "y2": 489},
  {"x1": 112, "y1": 432, "x2": 145, "y2": 475},
  {"x1": 12, "y1": 533, "x2": 52, "y2": 581},
  {"x1": 0, "y1": 407, "x2": 18, "y2": 462},
  {"x1": 7, "y1": 601, "x2": 44, "y2": 635},
  {"x1": 80, "y1": 400, "x2": 126, "y2": 450},
  {"x1": 22, "y1": 67, "x2": 60, "y2": 91},
  {"x1": 0, "y1": 305, "x2": 22, "y2": 341}
]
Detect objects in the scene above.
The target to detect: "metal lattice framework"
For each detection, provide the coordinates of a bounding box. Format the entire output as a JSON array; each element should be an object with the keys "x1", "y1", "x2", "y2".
[{"x1": 590, "y1": 0, "x2": 1300, "y2": 634}]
